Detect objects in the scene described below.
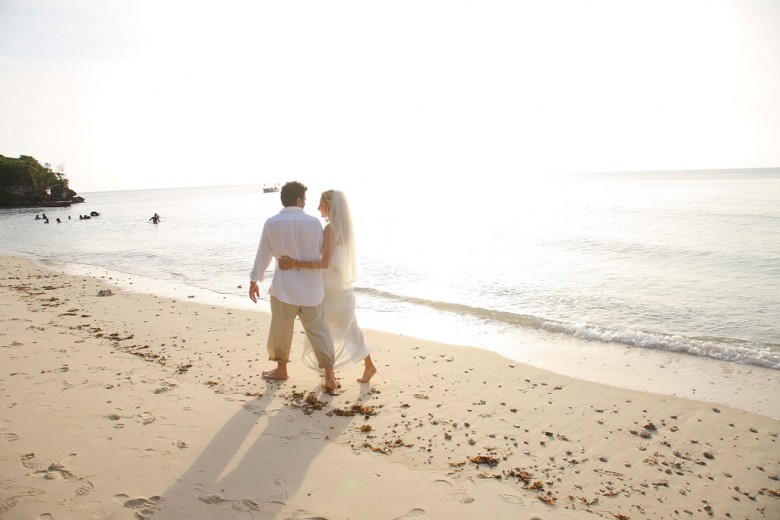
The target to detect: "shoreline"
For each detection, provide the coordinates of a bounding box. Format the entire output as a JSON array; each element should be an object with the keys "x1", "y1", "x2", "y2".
[
  {"x1": 2, "y1": 254, "x2": 779, "y2": 519},
  {"x1": 47, "y1": 256, "x2": 780, "y2": 419}
]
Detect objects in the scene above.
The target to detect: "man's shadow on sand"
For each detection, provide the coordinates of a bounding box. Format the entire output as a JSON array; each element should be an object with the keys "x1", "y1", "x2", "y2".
[{"x1": 149, "y1": 381, "x2": 355, "y2": 519}]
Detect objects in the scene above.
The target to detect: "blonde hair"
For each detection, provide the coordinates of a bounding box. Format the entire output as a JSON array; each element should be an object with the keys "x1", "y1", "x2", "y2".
[
  {"x1": 321, "y1": 190, "x2": 335, "y2": 208},
  {"x1": 321, "y1": 189, "x2": 357, "y2": 285}
]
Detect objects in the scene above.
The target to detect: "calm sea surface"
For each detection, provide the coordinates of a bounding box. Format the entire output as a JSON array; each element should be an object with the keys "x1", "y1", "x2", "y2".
[{"x1": 2, "y1": 170, "x2": 778, "y2": 370}]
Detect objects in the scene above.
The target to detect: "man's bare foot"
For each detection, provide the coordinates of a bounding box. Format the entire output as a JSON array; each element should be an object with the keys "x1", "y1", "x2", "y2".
[
  {"x1": 323, "y1": 368, "x2": 338, "y2": 393},
  {"x1": 262, "y1": 368, "x2": 288, "y2": 380},
  {"x1": 357, "y1": 365, "x2": 377, "y2": 383},
  {"x1": 323, "y1": 377, "x2": 338, "y2": 393}
]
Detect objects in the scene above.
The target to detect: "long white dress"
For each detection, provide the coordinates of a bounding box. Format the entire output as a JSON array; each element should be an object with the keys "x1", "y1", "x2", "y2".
[{"x1": 301, "y1": 244, "x2": 370, "y2": 372}]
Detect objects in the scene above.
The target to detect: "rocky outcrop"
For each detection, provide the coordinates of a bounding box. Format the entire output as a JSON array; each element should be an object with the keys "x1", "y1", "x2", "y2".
[{"x1": 0, "y1": 155, "x2": 85, "y2": 207}]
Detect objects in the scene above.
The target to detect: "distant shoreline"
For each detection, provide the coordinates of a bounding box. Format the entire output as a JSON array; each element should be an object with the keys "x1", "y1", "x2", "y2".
[{"x1": 62, "y1": 167, "x2": 780, "y2": 194}]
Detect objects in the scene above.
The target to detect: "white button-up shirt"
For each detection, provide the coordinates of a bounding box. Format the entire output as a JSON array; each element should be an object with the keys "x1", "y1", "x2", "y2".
[{"x1": 250, "y1": 207, "x2": 325, "y2": 306}]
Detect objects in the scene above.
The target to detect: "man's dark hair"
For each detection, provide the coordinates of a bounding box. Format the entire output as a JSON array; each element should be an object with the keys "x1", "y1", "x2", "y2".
[{"x1": 280, "y1": 181, "x2": 307, "y2": 207}]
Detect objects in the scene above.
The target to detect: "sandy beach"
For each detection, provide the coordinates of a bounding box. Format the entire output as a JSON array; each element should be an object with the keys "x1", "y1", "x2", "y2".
[{"x1": 1, "y1": 255, "x2": 778, "y2": 520}]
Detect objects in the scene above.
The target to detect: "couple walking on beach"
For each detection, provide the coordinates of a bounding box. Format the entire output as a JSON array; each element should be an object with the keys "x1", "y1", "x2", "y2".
[{"x1": 248, "y1": 181, "x2": 376, "y2": 392}]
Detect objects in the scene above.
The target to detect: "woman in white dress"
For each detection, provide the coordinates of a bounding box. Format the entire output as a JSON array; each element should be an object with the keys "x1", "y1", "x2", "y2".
[{"x1": 277, "y1": 190, "x2": 377, "y2": 383}]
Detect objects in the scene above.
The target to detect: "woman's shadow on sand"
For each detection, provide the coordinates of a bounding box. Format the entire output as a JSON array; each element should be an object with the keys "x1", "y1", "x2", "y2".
[{"x1": 148, "y1": 381, "x2": 355, "y2": 519}]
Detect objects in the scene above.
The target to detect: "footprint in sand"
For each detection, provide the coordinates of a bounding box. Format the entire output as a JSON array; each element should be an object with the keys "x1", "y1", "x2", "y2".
[
  {"x1": 285, "y1": 509, "x2": 328, "y2": 520},
  {"x1": 393, "y1": 508, "x2": 425, "y2": 519},
  {"x1": 449, "y1": 491, "x2": 474, "y2": 504},
  {"x1": 138, "y1": 412, "x2": 156, "y2": 425},
  {"x1": 242, "y1": 402, "x2": 268, "y2": 415},
  {"x1": 1, "y1": 432, "x2": 19, "y2": 441},
  {"x1": 432, "y1": 479, "x2": 473, "y2": 504},
  {"x1": 199, "y1": 494, "x2": 228, "y2": 506},
  {"x1": 432, "y1": 479, "x2": 452, "y2": 489},
  {"x1": 263, "y1": 478, "x2": 288, "y2": 504},
  {"x1": 0, "y1": 487, "x2": 44, "y2": 515},
  {"x1": 498, "y1": 493, "x2": 527, "y2": 506},
  {"x1": 124, "y1": 496, "x2": 163, "y2": 509},
  {"x1": 116, "y1": 494, "x2": 164, "y2": 519},
  {"x1": 113, "y1": 493, "x2": 163, "y2": 507},
  {"x1": 75, "y1": 480, "x2": 95, "y2": 496},
  {"x1": 0, "y1": 497, "x2": 20, "y2": 514},
  {"x1": 199, "y1": 495, "x2": 262, "y2": 512},
  {"x1": 21, "y1": 453, "x2": 47, "y2": 472},
  {"x1": 231, "y1": 498, "x2": 262, "y2": 512},
  {"x1": 301, "y1": 429, "x2": 324, "y2": 440}
]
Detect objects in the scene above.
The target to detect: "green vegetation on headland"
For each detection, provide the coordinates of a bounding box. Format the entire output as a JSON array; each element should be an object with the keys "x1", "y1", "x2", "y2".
[{"x1": 0, "y1": 155, "x2": 84, "y2": 208}]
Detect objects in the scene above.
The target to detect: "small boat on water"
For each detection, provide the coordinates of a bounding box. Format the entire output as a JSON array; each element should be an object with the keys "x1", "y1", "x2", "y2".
[{"x1": 262, "y1": 184, "x2": 280, "y2": 193}]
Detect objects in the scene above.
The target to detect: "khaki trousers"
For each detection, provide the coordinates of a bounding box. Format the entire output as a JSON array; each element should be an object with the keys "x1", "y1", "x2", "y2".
[{"x1": 268, "y1": 296, "x2": 335, "y2": 368}]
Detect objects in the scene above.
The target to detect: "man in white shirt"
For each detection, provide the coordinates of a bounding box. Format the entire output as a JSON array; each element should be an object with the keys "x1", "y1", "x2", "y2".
[{"x1": 249, "y1": 181, "x2": 337, "y2": 391}]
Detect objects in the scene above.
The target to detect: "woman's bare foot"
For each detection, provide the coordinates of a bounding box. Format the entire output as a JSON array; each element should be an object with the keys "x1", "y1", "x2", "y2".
[
  {"x1": 262, "y1": 367, "x2": 288, "y2": 380},
  {"x1": 357, "y1": 364, "x2": 377, "y2": 383}
]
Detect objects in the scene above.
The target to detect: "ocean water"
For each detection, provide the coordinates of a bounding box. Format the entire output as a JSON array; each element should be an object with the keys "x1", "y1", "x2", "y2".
[{"x1": 1, "y1": 170, "x2": 779, "y2": 372}]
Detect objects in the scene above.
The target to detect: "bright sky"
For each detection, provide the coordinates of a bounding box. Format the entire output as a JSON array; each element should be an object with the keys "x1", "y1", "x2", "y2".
[{"x1": 1, "y1": 0, "x2": 779, "y2": 193}]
